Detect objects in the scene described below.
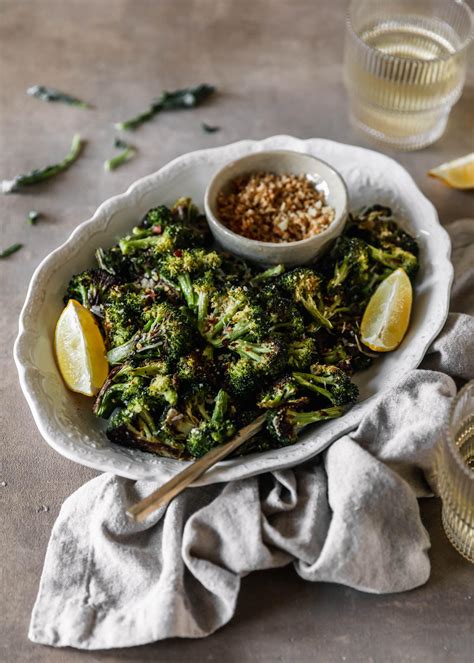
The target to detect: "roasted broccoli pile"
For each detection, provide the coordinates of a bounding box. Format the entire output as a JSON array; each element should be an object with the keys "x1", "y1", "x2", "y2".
[{"x1": 64, "y1": 201, "x2": 418, "y2": 459}]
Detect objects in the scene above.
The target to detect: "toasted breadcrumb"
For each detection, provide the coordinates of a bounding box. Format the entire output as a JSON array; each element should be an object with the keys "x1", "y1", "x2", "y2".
[{"x1": 217, "y1": 172, "x2": 335, "y2": 243}]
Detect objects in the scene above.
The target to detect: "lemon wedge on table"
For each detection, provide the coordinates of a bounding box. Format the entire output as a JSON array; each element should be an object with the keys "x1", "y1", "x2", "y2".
[
  {"x1": 428, "y1": 153, "x2": 474, "y2": 190},
  {"x1": 55, "y1": 299, "x2": 108, "y2": 396},
  {"x1": 360, "y1": 268, "x2": 413, "y2": 353}
]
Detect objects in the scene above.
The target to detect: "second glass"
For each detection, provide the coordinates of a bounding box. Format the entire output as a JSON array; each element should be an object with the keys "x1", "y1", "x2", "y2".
[{"x1": 436, "y1": 381, "x2": 474, "y2": 563}]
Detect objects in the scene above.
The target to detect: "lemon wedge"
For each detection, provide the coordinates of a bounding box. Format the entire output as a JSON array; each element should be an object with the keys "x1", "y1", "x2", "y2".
[
  {"x1": 428, "y1": 153, "x2": 474, "y2": 190},
  {"x1": 360, "y1": 268, "x2": 413, "y2": 352},
  {"x1": 55, "y1": 299, "x2": 108, "y2": 396}
]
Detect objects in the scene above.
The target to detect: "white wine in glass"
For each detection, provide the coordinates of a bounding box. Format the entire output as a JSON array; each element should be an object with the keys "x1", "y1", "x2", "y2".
[{"x1": 344, "y1": 0, "x2": 473, "y2": 150}]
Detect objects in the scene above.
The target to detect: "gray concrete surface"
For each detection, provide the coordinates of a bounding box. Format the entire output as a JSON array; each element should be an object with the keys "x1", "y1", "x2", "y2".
[{"x1": 1, "y1": 1, "x2": 473, "y2": 661}]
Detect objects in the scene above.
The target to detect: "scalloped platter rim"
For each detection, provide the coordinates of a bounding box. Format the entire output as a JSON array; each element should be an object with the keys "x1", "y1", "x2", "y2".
[{"x1": 14, "y1": 136, "x2": 453, "y2": 485}]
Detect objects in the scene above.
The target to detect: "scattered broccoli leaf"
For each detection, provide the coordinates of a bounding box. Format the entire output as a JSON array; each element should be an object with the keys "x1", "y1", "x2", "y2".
[
  {"x1": 104, "y1": 138, "x2": 137, "y2": 171},
  {"x1": 2, "y1": 134, "x2": 84, "y2": 194},
  {"x1": 115, "y1": 84, "x2": 216, "y2": 131},
  {"x1": 114, "y1": 138, "x2": 129, "y2": 149},
  {"x1": 201, "y1": 122, "x2": 220, "y2": 133},
  {"x1": 27, "y1": 85, "x2": 92, "y2": 109},
  {"x1": 28, "y1": 210, "x2": 42, "y2": 225},
  {"x1": 0, "y1": 243, "x2": 23, "y2": 259}
]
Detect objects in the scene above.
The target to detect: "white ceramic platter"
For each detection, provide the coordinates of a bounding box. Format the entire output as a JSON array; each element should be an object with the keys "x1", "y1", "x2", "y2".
[{"x1": 14, "y1": 136, "x2": 452, "y2": 484}]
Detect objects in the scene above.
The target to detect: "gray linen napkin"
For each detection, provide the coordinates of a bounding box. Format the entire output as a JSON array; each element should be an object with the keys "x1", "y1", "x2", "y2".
[{"x1": 29, "y1": 220, "x2": 474, "y2": 650}]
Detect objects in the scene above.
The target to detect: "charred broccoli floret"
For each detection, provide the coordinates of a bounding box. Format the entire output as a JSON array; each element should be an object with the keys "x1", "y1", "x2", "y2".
[
  {"x1": 259, "y1": 283, "x2": 306, "y2": 339},
  {"x1": 137, "y1": 205, "x2": 175, "y2": 230},
  {"x1": 159, "y1": 248, "x2": 222, "y2": 306},
  {"x1": 171, "y1": 197, "x2": 212, "y2": 244},
  {"x1": 348, "y1": 205, "x2": 419, "y2": 257},
  {"x1": 229, "y1": 338, "x2": 288, "y2": 376},
  {"x1": 293, "y1": 364, "x2": 359, "y2": 406},
  {"x1": 102, "y1": 287, "x2": 144, "y2": 348},
  {"x1": 158, "y1": 383, "x2": 223, "y2": 449},
  {"x1": 93, "y1": 360, "x2": 176, "y2": 419},
  {"x1": 367, "y1": 244, "x2": 418, "y2": 279},
  {"x1": 279, "y1": 268, "x2": 333, "y2": 330},
  {"x1": 106, "y1": 302, "x2": 196, "y2": 365},
  {"x1": 106, "y1": 402, "x2": 188, "y2": 458},
  {"x1": 224, "y1": 339, "x2": 288, "y2": 397},
  {"x1": 287, "y1": 337, "x2": 318, "y2": 370},
  {"x1": 118, "y1": 223, "x2": 205, "y2": 257},
  {"x1": 327, "y1": 236, "x2": 372, "y2": 294},
  {"x1": 266, "y1": 405, "x2": 345, "y2": 446},
  {"x1": 258, "y1": 375, "x2": 300, "y2": 408},
  {"x1": 202, "y1": 287, "x2": 266, "y2": 347},
  {"x1": 217, "y1": 253, "x2": 254, "y2": 285},
  {"x1": 224, "y1": 357, "x2": 262, "y2": 397},
  {"x1": 65, "y1": 268, "x2": 116, "y2": 310},
  {"x1": 186, "y1": 389, "x2": 235, "y2": 457},
  {"x1": 95, "y1": 244, "x2": 142, "y2": 280},
  {"x1": 320, "y1": 342, "x2": 367, "y2": 373},
  {"x1": 176, "y1": 351, "x2": 216, "y2": 388}
]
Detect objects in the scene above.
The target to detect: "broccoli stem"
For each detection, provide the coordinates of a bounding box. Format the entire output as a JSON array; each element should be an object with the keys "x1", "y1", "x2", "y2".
[
  {"x1": 174, "y1": 274, "x2": 197, "y2": 310},
  {"x1": 94, "y1": 383, "x2": 127, "y2": 417},
  {"x1": 231, "y1": 340, "x2": 272, "y2": 363},
  {"x1": 197, "y1": 290, "x2": 211, "y2": 331},
  {"x1": 292, "y1": 373, "x2": 335, "y2": 403},
  {"x1": 115, "y1": 105, "x2": 160, "y2": 131},
  {"x1": 251, "y1": 264, "x2": 285, "y2": 284},
  {"x1": 2, "y1": 134, "x2": 84, "y2": 193},
  {"x1": 104, "y1": 143, "x2": 137, "y2": 171},
  {"x1": 211, "y1": 389, "x2": 229, "y2": 424},
  {"x1": 301, "y1": 297, "x2": 333, "y2": 330},
  {"x1": 119, "y1": 234, "x2": 168, "y2": 254},
  {"x1": 206, "y1": 300, "x2": 243, "y2": 344},
  {"x1": 292, "y1": 405, "x2": 345, "y2": 429},
  {"x1": 329, "y1": 260, "x2": 350, "y2": 289},
  {"x1": 116, "y1": 362, "x2": 167, "y2": 378},
  {"x1": 137, "y1": 410, "x2": 158, "y2": 437},
  {"x1": 107, "y1": 338, "x2": 136, "y2": 365}
]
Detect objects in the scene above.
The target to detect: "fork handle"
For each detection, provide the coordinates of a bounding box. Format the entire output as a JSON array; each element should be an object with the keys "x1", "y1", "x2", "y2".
[{"x1": 126, "y1": 414, "x2": 266, "y2": 522}]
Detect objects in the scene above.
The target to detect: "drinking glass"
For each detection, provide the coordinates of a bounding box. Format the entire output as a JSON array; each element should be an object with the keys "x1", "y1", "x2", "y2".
[
  {"x1": 343, "y1": 0, "x2": 473, "y2": 150},
  {"x1": 436, "y1": 381, "x2": 474, "y2": 563}
]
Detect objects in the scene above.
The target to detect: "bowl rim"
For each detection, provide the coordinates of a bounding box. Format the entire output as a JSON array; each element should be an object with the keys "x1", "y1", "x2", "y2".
[{"x1": 204, "y1": 149, "x2": 349, "y2": 249}]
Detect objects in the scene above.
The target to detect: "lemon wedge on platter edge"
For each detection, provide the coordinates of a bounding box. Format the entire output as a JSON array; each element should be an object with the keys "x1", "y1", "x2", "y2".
[{"x1": 54, "y1": 299, "x2": 108, "y2": 396}]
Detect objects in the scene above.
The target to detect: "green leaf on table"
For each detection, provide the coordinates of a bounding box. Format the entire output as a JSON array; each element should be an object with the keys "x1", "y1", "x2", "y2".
[
  {"x1": 2, "y1": 134, "x2": 84, "y2": 193},
  {"x1": 104, "y1": 138, "x2": 137, "y2": 171},
  {"x1": 0, "y1": 243, "x2": 23, "y2": 259},
  {"x1": 201, "y1": 122, "x2": 220, "y2": 133},
  {"x1": 27, "y1": 85, "x2": 93, "y2": 109},
  {"x1": 28, "y1": 210, "x2": 42, "y2": 225},
  {"x1": 115, "y1": 84, "x2": 216, "y2": 131}
]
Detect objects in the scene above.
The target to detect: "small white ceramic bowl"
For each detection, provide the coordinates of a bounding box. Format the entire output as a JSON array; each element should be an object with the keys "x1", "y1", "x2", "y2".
[{"x1": 204, "y1": 150, "x2": 348, "y2": 266}]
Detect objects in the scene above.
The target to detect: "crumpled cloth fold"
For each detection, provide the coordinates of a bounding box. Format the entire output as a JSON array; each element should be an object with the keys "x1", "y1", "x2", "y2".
[{"x1": 29, "y1": 220, "x2": 474, "y2": 650}]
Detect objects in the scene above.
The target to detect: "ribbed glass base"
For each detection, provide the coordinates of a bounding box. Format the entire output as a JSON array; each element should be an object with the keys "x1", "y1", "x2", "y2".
[
  {"x1": 349, "y1": 103, "x2": 449, "y2": 151},
  {"x1": 436, "y1": 383, "x2": 474, "y2": 564},
  {"x1": 442, "y1": 507, "x2": 474, "y2": 563}
]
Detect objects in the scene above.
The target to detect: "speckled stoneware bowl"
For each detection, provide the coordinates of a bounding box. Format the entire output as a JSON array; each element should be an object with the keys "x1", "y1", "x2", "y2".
[
  {"x1": 14, "y1": 136, "x2": 452, "y2": 484},
  {"x1": 204, "y1": 150, "x2": 348, "y2": 266}
]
